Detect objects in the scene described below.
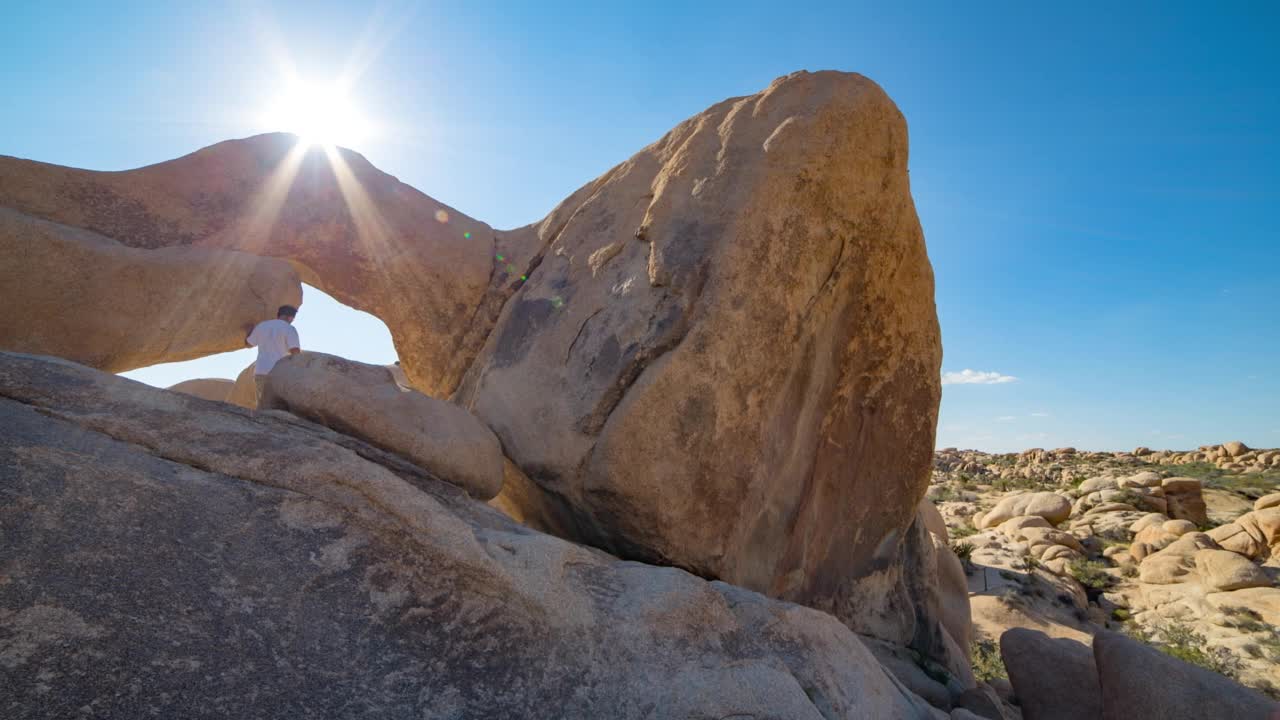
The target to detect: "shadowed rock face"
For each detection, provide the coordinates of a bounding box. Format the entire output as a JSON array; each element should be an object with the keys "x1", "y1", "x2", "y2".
[
  {"x1": 457, "y1": 71, "x2": 942, "y2": 647},
  {"x1": 0, "y1": 70, "x2": 942, "y2": 658},
  {"x1": 0, "y1": 352, "x2": 939, "y2": 720},
  {"x1": 0, "y1": 208, "x2": 301, "y2": 372}
]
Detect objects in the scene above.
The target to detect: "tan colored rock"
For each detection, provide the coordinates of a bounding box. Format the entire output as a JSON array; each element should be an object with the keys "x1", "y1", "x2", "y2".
[
  {"x1": 1193, "y1": 549, "x2": 1271, "y2": 591},
  {"x1": 1129, "y1": 513, "x2": 1169, "y2": 535},
  {"x1": 1138, "y1": 532, "x2": 1218, "y2": 584},
  {"x1": 1131, "y1": 525, "x2": 1179, "y2": 561},
  {"x1": 1161, "y1": 519, "x2": 1197, "y2": 536},
  {"x1": 1019, "y1": 527, "x2": 1084, "y2": 553},
  {"x1": 1208, "y1": 521, "x2": 1265, "y2": 560},
  {"x1": 166, "y1": 378, "x2": 234, "y2": 403},
  {"x1": 1204, "y1": 488, "x2": 1253, "y2": 526},
  {"x1": 1160, "y1": 476, "x2": 1207, "y2": 525},
  {"x1": 1040, "y1": 545, "x2": 1082, "y2": 564},
  {"x1": 229, "y1": 363, "x2": 257, "y2": 409},
  {"x1": 1078, "y1": 476, "x2": 1118, "y2": 493},
  {"x1": 6, "y1": 72, "x2": 953, "y2": 670},
  {"x1": 0, "y1": 208, "x2": 301, "y2": 372},
  {"x1": 1204, "y1": 587, "x2": 1280, "y2": 625},
  {"x1": 919, "y1": 497, "x2": 949, "y2": 541},
  {"x1": 1222, "y1": 440, "x2": 1250, "y2": 457},
  {"x1": 997, "y1": 515, "x2": 1052, "y2": 535},
  {"x1": 979, "y1": 492, "x2": 1072, "y2": 528},
  {"x1": 0, "y1": 137, "x2": 497, "y2": 397},
  {"x1": 262, "y1": 352, "x2": 503, "y2": 499},
  {"x1": 453, "y1": 72, "x2": 944, "y2": 653}
]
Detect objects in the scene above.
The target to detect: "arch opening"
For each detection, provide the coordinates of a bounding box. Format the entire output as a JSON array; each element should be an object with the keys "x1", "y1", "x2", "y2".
[{"x1": 120, "y1": 283, "x2": 399, "y2": 392}]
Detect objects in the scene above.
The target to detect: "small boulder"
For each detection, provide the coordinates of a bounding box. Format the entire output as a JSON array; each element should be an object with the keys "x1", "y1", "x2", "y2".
[
  {"x1": 1092, "y1": 629, "x2": 1278, "y2": 719},
  {"x1": 998, "y1": 515, "x2": 1052, "y2": 535},
  {"x1": 1078, "y1": 476, "x2": 1118, "y2": 493},
  {"x1": 1193, "y1": 549, "x2": 1272, "y2": 591},
  {"x1": 1222, "y1": 440, "x2": 1250, "y2": 457},
  {"x1": 1160, "y1": 519, "x2": 1197, "y2": 536},
  {"x1": 1123, "y1": 471, "x2": 1163, "y2": 488},
  {"x1": 1129, "y1": 513, "x2": 1169, "y2": 535},
  {"x1": 263, "y1": 352, "x2": 504, "y2": 499}
]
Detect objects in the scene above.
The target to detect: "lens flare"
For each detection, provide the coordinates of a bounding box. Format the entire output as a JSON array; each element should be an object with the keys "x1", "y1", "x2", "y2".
[{"x1": 261, "y1": 80, "x2": 372, "y2": 148}]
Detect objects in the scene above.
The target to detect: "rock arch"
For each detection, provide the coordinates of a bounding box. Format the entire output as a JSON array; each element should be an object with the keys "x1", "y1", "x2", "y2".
[
  {"x1": 0, "y1": 71, "x2": 950, "y2": 672},
  {"x1": 0, "y1": 134, "x2": 544, "y2": 395}
]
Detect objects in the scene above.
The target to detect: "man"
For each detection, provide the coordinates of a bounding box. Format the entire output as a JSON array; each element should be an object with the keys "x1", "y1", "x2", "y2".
[{"x1": 245, "y1": 305, "x2": 301, "y2": 406}]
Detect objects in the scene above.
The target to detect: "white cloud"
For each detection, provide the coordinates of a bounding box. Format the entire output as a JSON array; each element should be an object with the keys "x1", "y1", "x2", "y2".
[
  {"x1": 941, "y1": 369, "x2": 1017, "y2": 385},
  {"x1": 1029, "y1": 412, "x2": 1050, "y2": 418}
]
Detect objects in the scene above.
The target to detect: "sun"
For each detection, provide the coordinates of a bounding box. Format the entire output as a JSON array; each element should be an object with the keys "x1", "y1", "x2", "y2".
[{"x1": 261, "y1": 80, "x2": 372, "y2": 148}]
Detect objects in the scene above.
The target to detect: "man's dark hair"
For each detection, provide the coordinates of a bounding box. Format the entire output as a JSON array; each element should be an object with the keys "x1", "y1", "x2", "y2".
[{"x1": 277, "y1": 305, "x2": 298, "y2": 319}]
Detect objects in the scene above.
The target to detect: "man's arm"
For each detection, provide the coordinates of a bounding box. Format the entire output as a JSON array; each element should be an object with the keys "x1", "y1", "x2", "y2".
[
  {"x1": 287, "y1": 326, "x2": 300, "y2": 355},
  {"x1": 244, "y1": 323, "x2": 257, "y2": 347}
]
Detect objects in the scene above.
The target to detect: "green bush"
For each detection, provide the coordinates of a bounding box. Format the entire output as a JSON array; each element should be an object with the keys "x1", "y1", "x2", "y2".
[
  {"x1": 950, "y1": 541, "x2": 975, "y2": 563},
  {"x1": 971, "y1": 637, "x2": 1006, "y2": 682},
  {"x1": 1067, "y1": 558, "x2": 1113, "y2": 590},
  {"x1": 1128, "y1": 622, "x2": 1243, "y2": 679}
]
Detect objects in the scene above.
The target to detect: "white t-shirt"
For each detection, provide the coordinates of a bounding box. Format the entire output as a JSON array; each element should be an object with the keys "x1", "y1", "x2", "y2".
[{"x1": 247, "y1": 319, "x2": 300, "y2": 375}]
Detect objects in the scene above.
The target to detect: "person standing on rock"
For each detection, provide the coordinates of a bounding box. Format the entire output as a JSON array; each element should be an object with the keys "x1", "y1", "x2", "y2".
[{"x1": 245, "y1": 305, "x2": 301, "y2": 405}]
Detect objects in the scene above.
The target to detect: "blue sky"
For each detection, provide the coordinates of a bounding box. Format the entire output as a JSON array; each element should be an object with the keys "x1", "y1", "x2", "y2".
[{"x1": 3, "y1": 1, "x2": 1277, "y2": 451}]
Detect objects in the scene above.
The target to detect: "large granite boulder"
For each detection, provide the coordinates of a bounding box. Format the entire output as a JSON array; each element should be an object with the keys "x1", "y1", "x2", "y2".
[
  {"x1": 1092, "y1": 630, "x2": 1278, "y2": 720},
  {"x1": 456, "y1": 70, "x2": 942, "y2": 650},
  {"x1": 261, "y1": 352, "x2": 504, "y2": 499},
  {"x1": 0, "y1": 70, "x2": 950, "y2": 670},
  {"x1": 0, "y1": 351, "x2": 940, "y2": 719},
  {"x1": 978, "y1": 492, "x2": 1072, "y2": 529},
  {"x1": 0, "y1": 207, "x2": 300, "y2": 372},
  {"x1": 999, "y1": 628, "x2": 1102, "y2": 720}
]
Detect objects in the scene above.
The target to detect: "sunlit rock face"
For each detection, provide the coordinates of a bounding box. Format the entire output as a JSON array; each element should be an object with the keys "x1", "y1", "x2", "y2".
[
  {"x1": 458, "y1": 71, "x2": 943, "y2": 650},
  {"x1": 0, "y1": 70, "x2": 943, "y2": 659},
  {"x1": 0, "y1": 207, "x2": 300, "y2": 373},
  {"x1": 0, "y1": 134, "x2": 505, "y2": 396}
]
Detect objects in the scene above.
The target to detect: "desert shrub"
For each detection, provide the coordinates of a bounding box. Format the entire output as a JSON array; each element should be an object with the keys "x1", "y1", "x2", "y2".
[
  {"x1": 1130, "y1": 622, "x2": 1244, "y2": 679},
  {"x1": 1067, "y1": 558, "x2": 1113, "y2": 590},
  {"x1": 1220, "y1": 606, "x2": 1268, "y2": 633},
  {"x1": 971, "y1": 637, "x2": 1006, "y2": 682},
  {"x1": 1017, "y1": 553, "x2": 1040, "y2": 574},
  {"x1": 950, "y1": 541, "x2": 975, "y2": 563},
  {"x1": 951, "y1": 523, "x2": 978, "y2": 539},
  {"x1": 931, "y1": 484, "x2": 959, "y2": 503}
]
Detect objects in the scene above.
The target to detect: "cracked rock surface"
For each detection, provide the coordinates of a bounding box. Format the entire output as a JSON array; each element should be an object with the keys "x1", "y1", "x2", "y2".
[{"x1": 0, "y1": 351, "x2": 941, "y2": 720}]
